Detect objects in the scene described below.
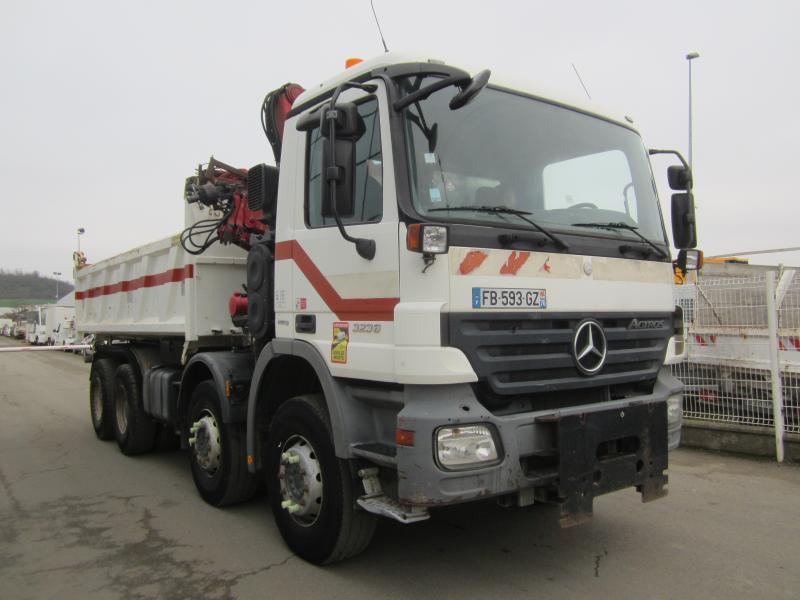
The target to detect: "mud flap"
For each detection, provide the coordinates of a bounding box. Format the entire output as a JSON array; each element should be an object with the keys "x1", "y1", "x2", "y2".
[{"x1": 556, "y1": 402, "x2": 669, "y2": 528}]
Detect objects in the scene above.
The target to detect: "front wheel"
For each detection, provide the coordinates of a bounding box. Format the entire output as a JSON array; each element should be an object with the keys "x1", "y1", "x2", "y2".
[
  {"x1": 266, "y1": 394, "x2": 376, "y2": 564},
  {"x1": 187, "y1": 381, "x2": 256, "y2": 506}
]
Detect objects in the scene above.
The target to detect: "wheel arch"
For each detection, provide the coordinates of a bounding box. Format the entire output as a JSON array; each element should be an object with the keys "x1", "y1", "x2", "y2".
[
  {"x1": 177, "y1": 351, "x2": 255, "y2": 434},
  {"x1": 247, "y1": 339, "x2": 351, "y2": 472}
]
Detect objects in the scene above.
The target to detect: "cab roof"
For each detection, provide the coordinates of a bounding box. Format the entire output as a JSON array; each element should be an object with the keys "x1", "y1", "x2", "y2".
[{"x1": 292, "y1": 52, "x2": 638, "y2": 133}]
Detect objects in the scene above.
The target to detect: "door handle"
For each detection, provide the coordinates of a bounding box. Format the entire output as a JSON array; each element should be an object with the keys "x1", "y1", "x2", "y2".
[{"x1": 295, "y1": 314, "x2": 316, "y2": 334}]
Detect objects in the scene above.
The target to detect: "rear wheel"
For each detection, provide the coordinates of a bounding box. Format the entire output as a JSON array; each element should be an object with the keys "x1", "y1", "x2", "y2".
[
  {"x1": 113, "y1": 363, "x2": 157, "y2": 455},
  {"x1": 187, "y1": 381, "x2": 256, "y2": 506},
  {"x1": 266, "y1": 394, "x2": 376, "y2": 564},
  {"x1": 89, "y1": 358, "x2": 117, "y2": 440}
]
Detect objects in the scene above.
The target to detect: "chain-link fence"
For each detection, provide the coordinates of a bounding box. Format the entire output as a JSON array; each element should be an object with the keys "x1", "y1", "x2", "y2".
[{"x1": 671, "y1": 269, "x2": 799, "y2": 461}]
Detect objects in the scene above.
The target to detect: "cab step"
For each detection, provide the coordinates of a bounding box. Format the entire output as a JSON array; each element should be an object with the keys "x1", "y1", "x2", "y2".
[{"x1": 357, "y1": 467, "x2": 429, "y2": 524}]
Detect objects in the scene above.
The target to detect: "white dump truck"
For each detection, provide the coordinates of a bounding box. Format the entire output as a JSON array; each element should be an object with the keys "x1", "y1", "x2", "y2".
[{"x1": 76, "y1": 53, "x2": 700, "y2": 564}]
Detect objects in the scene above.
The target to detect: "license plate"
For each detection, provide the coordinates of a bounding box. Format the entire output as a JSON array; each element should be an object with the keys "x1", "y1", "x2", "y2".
[{"x1": 472, "y1": 287, "x2": 547, "y2": 309}]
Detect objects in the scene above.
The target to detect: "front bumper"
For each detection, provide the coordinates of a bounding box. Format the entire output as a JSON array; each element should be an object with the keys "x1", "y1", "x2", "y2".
[{"x1": 396, "y1": 368, "x2": 682, "y2": 524}]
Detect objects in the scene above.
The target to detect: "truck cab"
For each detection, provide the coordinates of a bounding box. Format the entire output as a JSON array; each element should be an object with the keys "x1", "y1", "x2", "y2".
[{"x1": 258, "y1": 53, "x2": 692, "y2": 504}]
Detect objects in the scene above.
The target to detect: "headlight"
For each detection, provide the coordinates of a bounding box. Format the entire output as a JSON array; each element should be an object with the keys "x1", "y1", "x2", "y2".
[
  {"x1": 667, "y1": 394, "x2": 683, "y2": 427},
  {"x1": 436, "y1": 425, "x2": 500, "y2": 470},
  {"x1": 406, "y1": 223, "x2": 449, "y2": 254}
]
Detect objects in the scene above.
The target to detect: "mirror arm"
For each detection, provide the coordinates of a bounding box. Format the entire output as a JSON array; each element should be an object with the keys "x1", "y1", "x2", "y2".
[
  {"x1": 648, "y1": 148, "x2": 690, "y2": 174},
  {"x1": 393, "y1": 73, "x2": 469, "y2": 112},
  {"x1": 325, "y1": 82, "x2": 377, "y2": 260}
]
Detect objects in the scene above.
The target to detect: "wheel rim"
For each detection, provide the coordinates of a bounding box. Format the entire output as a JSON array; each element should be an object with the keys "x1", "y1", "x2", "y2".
[
  {"x1": 278, "y1": 435, "x2": 323, "y2": 526},
  {"x1": 190, "y1": 410, "x2": 221, "y2": 476},
  {"x1": 90, "y1": 378, "x2": 103, "y2": 427},
  {"x1": 115, "y1": 383, "x2": 128, "y2": 436}
]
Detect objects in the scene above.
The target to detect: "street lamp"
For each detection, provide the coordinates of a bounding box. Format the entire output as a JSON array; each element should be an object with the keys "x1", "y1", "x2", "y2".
[
  {"x1": 53, "y1": 271, "x2": 62, "y2": 302},
  {"x1": 686, "y1": 52, "x2": 700, "y2": 169},
  {"x1": 77, "y1": 227, "x2": 85, "y2": 252}
]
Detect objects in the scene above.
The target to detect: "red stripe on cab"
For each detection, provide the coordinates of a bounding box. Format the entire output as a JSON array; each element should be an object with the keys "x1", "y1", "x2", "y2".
[{"x1": 275, "y1": 240, "x2": 399, "y2": 321}]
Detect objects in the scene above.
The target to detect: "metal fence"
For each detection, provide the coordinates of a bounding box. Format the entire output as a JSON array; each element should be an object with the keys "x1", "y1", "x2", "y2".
[{"x1": 671, "y1": 269, "x2": 799, "y2": 462}]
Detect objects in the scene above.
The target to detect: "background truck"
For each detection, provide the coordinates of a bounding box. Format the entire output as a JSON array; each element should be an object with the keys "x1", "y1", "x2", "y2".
[
  {"x1": 26, "y1": 307, "x2": 47, "y2": 345},
  {"x1": 673, "y1": 263, "x2": 799, "y2": 426},
  {"x1": 42, "y1": 304, "x2": 75, "y2": 346},
  {"x1": 76, "y1": 53, "x2": 699, "y2": 564}
]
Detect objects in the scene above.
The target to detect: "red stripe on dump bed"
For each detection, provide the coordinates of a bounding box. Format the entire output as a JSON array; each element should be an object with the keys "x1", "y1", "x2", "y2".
[
  {"x1": 75, "y1": 265, "x2": 194, "y2": 300},
  {"x1": 275, "y1": 240, "x2": 399, "y2": 321}
]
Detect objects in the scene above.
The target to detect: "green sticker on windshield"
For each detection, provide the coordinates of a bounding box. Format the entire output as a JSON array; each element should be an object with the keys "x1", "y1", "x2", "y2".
[{"x1": 429, "y1": 187, "x2": 442, "y2": 203}]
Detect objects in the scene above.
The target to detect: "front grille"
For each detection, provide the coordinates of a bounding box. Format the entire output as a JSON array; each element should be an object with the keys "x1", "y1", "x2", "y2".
[{"x1": 446, "y1": 312, "x2": 672, "y2": 397}]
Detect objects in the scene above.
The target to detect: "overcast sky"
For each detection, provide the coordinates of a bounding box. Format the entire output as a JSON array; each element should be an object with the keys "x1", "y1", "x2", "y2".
[{"x1": 1, "y1": 0, "x2": 798, "y2": 281}]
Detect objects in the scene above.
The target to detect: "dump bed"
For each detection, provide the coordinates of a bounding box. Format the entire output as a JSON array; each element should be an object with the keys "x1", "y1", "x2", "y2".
[{"x1": 75, "y1": 233, "x2": 247, "y2": 346}]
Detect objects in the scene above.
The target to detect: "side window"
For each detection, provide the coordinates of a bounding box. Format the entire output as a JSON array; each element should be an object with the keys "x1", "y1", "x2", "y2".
[{"x1": 306, "y1": 98, "x2": 383, "y2": 228}]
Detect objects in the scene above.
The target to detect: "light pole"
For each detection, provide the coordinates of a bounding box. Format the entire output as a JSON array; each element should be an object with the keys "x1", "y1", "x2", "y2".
[
  {"x1": 77, "y1": 227, "x2": 85, "y2": 252},
  {"x1": 686, "y1": 52, "x2": 700, "y2": 169},
  {"x1": 53, "y1": 271, "x2": 62, "y2": 302}
]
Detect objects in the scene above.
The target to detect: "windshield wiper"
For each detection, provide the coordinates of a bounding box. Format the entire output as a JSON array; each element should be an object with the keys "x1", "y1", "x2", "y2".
[
  {"x1": 570, "y1": 222, "x2": 668, "y2": 259},
  {"x1": 429, "y1": 205, "x2": 569, "y2": 250}
]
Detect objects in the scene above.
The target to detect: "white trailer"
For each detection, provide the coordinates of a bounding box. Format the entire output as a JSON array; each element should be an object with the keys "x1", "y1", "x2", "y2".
[
  {"x1": 674, "y1": 268, "x2": 800, "y2": 422},
  {"x1": 76, "y1": 229, "x2": 248, "y2": 359}
]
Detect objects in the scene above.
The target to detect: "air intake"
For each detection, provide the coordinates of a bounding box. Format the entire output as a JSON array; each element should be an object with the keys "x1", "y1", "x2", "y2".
[{"x1": 247, "y1": 163, "x2": 279, "y2": 221}]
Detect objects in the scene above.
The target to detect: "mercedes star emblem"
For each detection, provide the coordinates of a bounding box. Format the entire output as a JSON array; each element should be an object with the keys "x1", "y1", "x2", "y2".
[{"x1": 572, "y1": 319, "x2": 607, "y2": 375}]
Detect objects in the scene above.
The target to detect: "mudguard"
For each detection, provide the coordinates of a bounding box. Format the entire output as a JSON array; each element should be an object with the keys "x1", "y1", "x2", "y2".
[
  {"x1": 177, "y1": 351, "x2": 255, "y2": 427},
  {"x1": 246, "y1": 338, "x2": 352, "y2": 472}
]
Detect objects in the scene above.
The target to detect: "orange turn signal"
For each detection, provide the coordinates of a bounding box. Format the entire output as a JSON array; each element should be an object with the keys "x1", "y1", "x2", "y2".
[
  {"x1": 345, "y1": 57, "x2": 364, "y2": 69},
  {"x1": 406, "y1": 223, "x2": 422, "y2": 252},
  {"x1": 395, "y1": 429, "x2": 415, "y2": 447}
]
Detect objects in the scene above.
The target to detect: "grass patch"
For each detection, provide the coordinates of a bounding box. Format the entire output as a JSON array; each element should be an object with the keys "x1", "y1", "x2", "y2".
[{"x1": 0, "y1": 298, "x2": 53, "y2": 308}]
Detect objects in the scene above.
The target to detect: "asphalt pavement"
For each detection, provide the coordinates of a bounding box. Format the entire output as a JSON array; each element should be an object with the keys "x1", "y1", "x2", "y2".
[{"x1": 1, "y1": 336, "x2": 799, "y2": 599}]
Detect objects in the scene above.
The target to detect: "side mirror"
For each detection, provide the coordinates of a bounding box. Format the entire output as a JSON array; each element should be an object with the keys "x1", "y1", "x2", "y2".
[
  {"x1": 667, "y1": 165, "x2": 692, "y2": 190},
  {"x1": 676, "y1": 249, "x2": 703, "y2": 272},
  {"x1": 671, "y1": 192, "x2": 697, "y2": 249},
  {"x1": 450, "y1": 69, "x2": 491, "y2": 110},
  {"x1": 321, "y1": 138, "x2": 356, "y2": 218},
  {"x1": 319, "y1": 101, "x2": 365, "y2": 219}
]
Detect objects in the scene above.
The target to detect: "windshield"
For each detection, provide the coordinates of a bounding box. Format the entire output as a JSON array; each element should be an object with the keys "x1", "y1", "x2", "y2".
[{"x1": 402, "y1": 80, "x2": 667, "y2": 247}]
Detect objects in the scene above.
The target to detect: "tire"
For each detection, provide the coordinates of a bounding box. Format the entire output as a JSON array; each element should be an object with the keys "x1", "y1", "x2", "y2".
[
  {"x1": 187, "y1": 381, "x2": 257, "y2": 506},
  {"x1": 89, "y1": 358, "x2": 117, "y2": 440},
  {"x1": 266, "y1": 394, "x2": 376, "y2": 564},
  {"x1": 113, "y1": 363, "x2": 157, "y2": 455}
]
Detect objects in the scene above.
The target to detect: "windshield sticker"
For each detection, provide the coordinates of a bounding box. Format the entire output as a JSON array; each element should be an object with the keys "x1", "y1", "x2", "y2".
[
  {"x1": 424, "y1": 152, "x2": 436, "y2": 164},
  {"x1": 500, "y1": 251, "x2": 530, "y2": 275},
  {"x1": 459, "y1": 250, "x2": 488, "y2": 275},
  {"x1": 331, "y1": 322, "x2": 349, "y2": 364},
  {"x1": 429, "y1": 187, "x2": 442, "y2": 203}
]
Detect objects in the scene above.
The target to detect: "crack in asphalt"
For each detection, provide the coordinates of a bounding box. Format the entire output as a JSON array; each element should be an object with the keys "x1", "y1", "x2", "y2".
[
  {"x1": 0, "y1": 464, "x2": 23, "y2": 515},
  {"x1": 0, "y1": 491, "x2": 293, "y2": 599},
  {"x1": 593, "y1": 549, "x2": 608, "y2": 578}
]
